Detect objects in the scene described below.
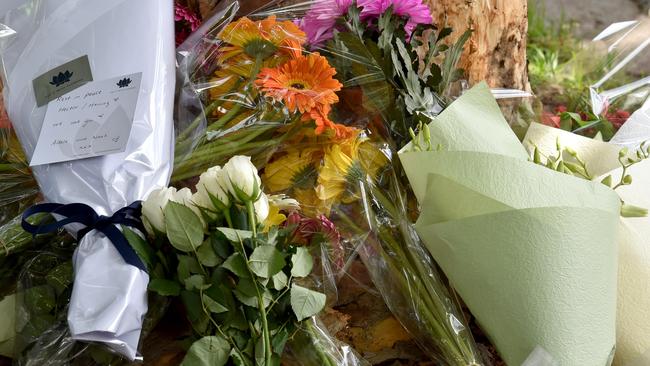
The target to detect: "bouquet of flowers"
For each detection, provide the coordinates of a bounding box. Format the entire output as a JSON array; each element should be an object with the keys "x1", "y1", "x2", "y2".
[
  {"x1": 0, "y1": 91, "x2": 39, "y2": 226},
  {"x1": 0, "y1": 0, "x2": 176, "y2": 362},
  {"x1": 522, "y1": 20, "x2": 650, "y2": 365},
  {"x1": 173, "y1": 0, "x2": 482, "y2": 364},
  {"x1": 399, "y1": 83, "x2": 626, "y2": 365},
  {"x1": 141, "y1": 155, "x2": 365, "y2": 366},
  {"x1": 525, "y1": 120, "x2": 650, "y2": 365}
]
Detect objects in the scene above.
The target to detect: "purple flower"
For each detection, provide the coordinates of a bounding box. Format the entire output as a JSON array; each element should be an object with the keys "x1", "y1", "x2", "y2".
[
  {"x1": 298, "y1": 0, "x2": 433, "y2": 46},
  {"x1": 359, "y1": 0, "x2": 432, "y2": 35},
  {"x1": 297, "y1": 0, "x2": 353, "y2": 46}
]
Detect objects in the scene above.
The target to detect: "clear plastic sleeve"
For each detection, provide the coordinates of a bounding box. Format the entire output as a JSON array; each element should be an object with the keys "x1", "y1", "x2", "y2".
[
  {"x1": 589, "y1": 19, "x2": 650, "y2": 117},
  {"x1": 0, "y1": 0, "x2": 175, "y2": 361},
  {"x1": 284, "y1": 317, "x2": 368, "y2": 366},
  {"x1": 13, "y1": 250, "x2": 170, "y2": 366},
  {"x1": 0, "y1": 93, "x2": 39, "y2": 226},
  {"x1": 173, "y1": 1, "x2": 482, "y2": 364}
]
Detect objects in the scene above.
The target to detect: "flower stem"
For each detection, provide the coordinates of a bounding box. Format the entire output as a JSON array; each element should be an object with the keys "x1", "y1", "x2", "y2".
[
  {"x1": 305, "y1": 320, "x2": 336, "y2": 366},
  {"x1": 257, "y1": 293, "x2": 273, "y2": 366},
  {"x1": 246, "y1": 200, "x2": 258, "y2": 239},
  {"x1": 177, "y1": 98, "x2": 225, "y2": 143},
  {"x1": 233, "y1": 211, "x2": 271, "y2": 366}
]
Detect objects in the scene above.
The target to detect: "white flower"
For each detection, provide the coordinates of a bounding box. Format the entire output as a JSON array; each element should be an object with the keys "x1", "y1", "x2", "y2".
[
  {"x1": 142, "y1": 187, "x2": 206, "y2": 236},
  {"x1": 268, "y1": 194, "x2": 300, "y2": 211},
  {"x1": 142, "y1": 187, "x2": 176, "y2": 235},
  {"x1": 192, "y1": 166, "x2": 230, "y2": 211},
  {"x1": 172, "y1": 187, "x2": 204, "y2": 226},
  {"x1": 220, "y1": 155, "x2": 262, "y2": 203},
  {"x1": 254, "y1": 193, "x2": 270, "y2": 224}
]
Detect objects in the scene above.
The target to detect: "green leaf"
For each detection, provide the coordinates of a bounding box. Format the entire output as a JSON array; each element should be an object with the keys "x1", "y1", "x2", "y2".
[
  {"x1": 181, "y1": 290, "x2": 209, "y2": 334},
  {"x1": 255, "y1": 337, "x2": 265, "y2": 366},
  {"x1": 181, "y1": 336, "x2": 230, "y2": 366},
  {"x1": 222, "y1": 253, "x2": 250, "y2": 278},
  {"x1": 202, "y1": 294, "x2": 228, "y2": 313},
  {"x1": 185, "y1": 274, "x2": 210, "y2": 291},
  {"x1": 178, "y1": 255, "x2": 201, "y2": 282},
  {"x1": 164, "y1": 201, "x2": 204, "y2": 252},
  {"x1": 440, "y1": 29, "x2": 471, "y2": 94},
  {"x1": 271, "y1": 271, "x2": 288, "y2": 291},
  {"x1": 290, "y1": 284, "x2": 326, "y2": 321},
  {"x1": 45, "y1": 262, "x2": 73, "y2": 296},
  {"x1": 211, "y1": 231, "x2": 232, "y2": 259},
  {"x1": 271, "y1": 328, "x2": 289, "y2": 354},
  {"x1": 122, "y1": 226, "x2": 156, "y2": 270},
  {"x1": 234, "y1": 278, "x2": 272, "y2": 308},
  {"x1": 217, "y1": 227, "x2": 253, "y2": 242},
  {"x1": 149, "y1": 279, "x2": 181, "y2": 296},
  {"x1": 230, "y1": 350, "x2": 247, "y2": 366},
  {"x1": 197, "y1": 240, "x2": 222, "y2": 267},
  {"x1": 25, "y1": 286, "x2": 56, "y2": 315},
  {"x1": 249, "y1": 245, "x2": 285, "y2": 278},
  {"x1": 290, "y1": 247, "x2": 313, "y2": 278}
]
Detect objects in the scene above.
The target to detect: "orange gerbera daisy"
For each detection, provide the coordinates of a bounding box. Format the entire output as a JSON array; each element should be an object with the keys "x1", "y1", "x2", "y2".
[
  {"x1": 306, "y1": 106, "x2": 357, "y2": 139},
  {"x1": 221, "y1": 16, "x2": 306, "y2": 61},
  {"x1": 255, "y1": 53, "x2": 342, "y2": 114}
]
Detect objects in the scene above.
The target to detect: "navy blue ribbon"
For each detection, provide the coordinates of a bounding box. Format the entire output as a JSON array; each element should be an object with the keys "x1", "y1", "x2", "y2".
[{"x1": 22, "y1": 201, "x2": 147, "y2": 272}]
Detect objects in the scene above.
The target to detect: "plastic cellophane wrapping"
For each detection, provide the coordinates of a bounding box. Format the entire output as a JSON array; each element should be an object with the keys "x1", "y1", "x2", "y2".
[
  {"x1": 589, "y1": 19, "x2": 650, "y2": 147},
  {"x1": 174, "y1": 0, "x2": 482, "y2": 364},
  {"x1": 0, "y1": 0, "x2": 175, "y2": 363},
  {"x1": 0, "y1": 84, "x2": 39, "y2": 227},
  {"x1": 589, "y1": 19, "x2": 650, "y2": 117}
]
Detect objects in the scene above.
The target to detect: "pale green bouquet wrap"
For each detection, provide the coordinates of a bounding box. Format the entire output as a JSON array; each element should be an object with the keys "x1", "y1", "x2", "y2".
[
  {"x1": 525, "y1": 122, "x2": 650, "y2": 366},
  {"x1": 398, "y1": 84, "x2": 621, "y2": 365}
]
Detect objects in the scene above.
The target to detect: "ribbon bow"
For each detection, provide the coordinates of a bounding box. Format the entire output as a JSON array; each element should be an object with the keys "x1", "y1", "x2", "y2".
[{"x1": 22, "y1": 201, "x2": 147, "y2": 272}]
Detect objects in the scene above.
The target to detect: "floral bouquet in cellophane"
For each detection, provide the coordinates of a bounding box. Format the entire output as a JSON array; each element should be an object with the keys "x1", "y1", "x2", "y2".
[{"x1": 173, "y1": 0, "x2": 482, "y2": 364}]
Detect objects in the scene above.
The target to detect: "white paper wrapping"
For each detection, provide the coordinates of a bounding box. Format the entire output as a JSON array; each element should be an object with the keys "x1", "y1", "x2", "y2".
[{"x1": 0, "y1": 0, "x2": 175, "y2": 360}]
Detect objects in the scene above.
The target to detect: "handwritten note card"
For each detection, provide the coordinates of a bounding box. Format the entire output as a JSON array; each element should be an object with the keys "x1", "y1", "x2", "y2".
[{"x1": 30, "y1": 73, "x2": 142, "y2": 166}]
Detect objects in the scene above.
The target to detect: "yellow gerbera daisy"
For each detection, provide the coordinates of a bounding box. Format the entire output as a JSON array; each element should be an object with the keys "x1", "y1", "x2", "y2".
[
  {"x1": 220, "y1": 16, "x2": 306, "y2": 61},
  {"x1": 263, "y1": 148, "x2": 320, "y2": 192},
  {"x1": 316, "y1": 136, "x2": 388, "y2": 203},
  {"x1": 294, "y1": 187, "x2": 333, "y2": 217}
]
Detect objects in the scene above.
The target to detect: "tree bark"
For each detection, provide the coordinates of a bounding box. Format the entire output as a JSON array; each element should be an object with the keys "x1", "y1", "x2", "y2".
[{"x1": 428, "y1": 0, "x2": 530, "y2": 91}]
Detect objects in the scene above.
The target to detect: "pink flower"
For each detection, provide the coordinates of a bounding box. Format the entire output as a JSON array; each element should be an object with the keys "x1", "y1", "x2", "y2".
[
  {"x1": 297, "y1": 0, "x2": 353, "y2": 46},
  {"x1": 541, "y1": 111, "x2": 560, "y2": 128},
  {"x1": 174, "y1": 3, "x2": 201, "y2": 46},
  {"x1": 606, "y1": 109, "x2": 631, "y2": 130},
  {"x1": 285, "y1": 212, "x2": 345, "y2": 270},
  {"x1": 358, "y1": 0, "x2": 432, "y2": 35},
  {"x1": 298, "y1": 0, "x2": 432, "y2": 46}
]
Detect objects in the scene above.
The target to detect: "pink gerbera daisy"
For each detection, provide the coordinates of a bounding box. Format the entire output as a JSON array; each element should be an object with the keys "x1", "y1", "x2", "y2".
[
  {"x1": 297, "y1": 0, "x2": 353, "y2": 46},
  {"x1": 298, "y1": 0, "x2": 432, "y2": 46},
  {"x1": 358, "y1": 0, "x2": 433, "y2": 35}
]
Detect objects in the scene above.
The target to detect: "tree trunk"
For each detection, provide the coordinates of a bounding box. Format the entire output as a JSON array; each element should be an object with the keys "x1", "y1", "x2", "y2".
[{"x1": 428, "y1": 0, "x2": 530, "y2": 91}]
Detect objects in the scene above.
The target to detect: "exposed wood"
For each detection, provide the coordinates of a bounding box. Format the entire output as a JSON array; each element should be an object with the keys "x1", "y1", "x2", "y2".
[{"x1": 428, "y1": 0, "x2": 530, "y2": 91}]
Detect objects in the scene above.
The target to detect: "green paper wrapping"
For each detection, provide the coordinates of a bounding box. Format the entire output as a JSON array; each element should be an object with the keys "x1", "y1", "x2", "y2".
[
  {"x1": 399, "y1": 85, "x2": 621, "y2": 365},
  {"x1": 525, "y1": 122, "x2": 650, "y2": 365}
]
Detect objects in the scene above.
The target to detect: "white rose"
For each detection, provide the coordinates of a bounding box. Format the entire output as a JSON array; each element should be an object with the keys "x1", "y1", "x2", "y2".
[
  {"x1": 142, "y1": 187, "x2": 176, "y2": 235},
  {"x1": 172, "y1": 187, "x2": 205, "y2": 226},
  {"x1": 193, "y1": 166, "x2": 230, "y2": 211},
  {"x1": 254, "y1": 193, "x2": 270, "y2": 224},
  {"x1": 220, "y1": 155, "x2": 262, "y2": 203}
]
